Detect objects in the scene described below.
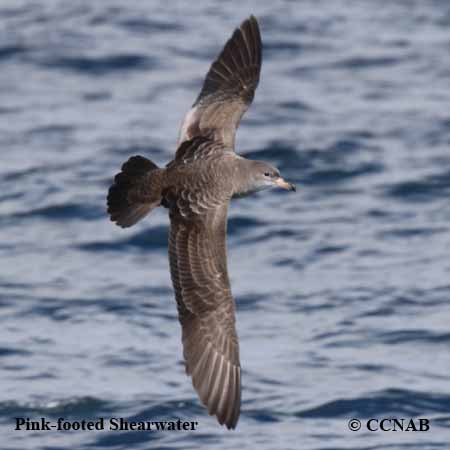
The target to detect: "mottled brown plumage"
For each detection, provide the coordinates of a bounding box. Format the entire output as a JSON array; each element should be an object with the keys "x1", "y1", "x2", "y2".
[{"x1": 107, "y1": 15, "x2": 295, "y2": 430}]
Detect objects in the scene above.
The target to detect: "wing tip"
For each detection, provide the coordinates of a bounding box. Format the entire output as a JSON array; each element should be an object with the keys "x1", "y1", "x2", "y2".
[
  {"x1": 240, "y1": 14, "x2": 261, "y2": 41},
  {"x1": 197, "y1": 13, "x2": 262, "y2": 97},
  {"x1": 239, "y1": 14, "x2": 262, "y2": 53},
  {"x1": 243, "y1": 14, "x2": 259, "y2": 29},
  {"x1": 195, "y1": 358, "x2": 241, "y2": 430},
  {"x1": 184, "y1": 328, "x2": 241, "y2": 430}
]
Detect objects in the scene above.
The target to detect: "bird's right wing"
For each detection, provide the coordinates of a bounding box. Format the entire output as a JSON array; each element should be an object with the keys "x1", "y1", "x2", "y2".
[
  {"x1": 168, "y1": 201, "x2": 241, "y2": 429},
  {"x1": 178, "y1": 15, "x2": 262, "y2": 149}
]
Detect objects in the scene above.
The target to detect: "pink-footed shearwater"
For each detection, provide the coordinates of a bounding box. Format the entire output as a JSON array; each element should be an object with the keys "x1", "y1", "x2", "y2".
[{"x1": 107, "y1": 15, "x2": 295, "y2": 429}]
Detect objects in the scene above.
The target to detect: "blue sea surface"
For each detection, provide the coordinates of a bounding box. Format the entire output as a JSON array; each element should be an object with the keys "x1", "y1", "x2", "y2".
[{"x1": 1, "y1": 1, "x2": 450, "y2": 449}]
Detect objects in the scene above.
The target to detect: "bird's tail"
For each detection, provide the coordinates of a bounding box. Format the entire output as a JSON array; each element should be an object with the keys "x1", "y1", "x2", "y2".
[{"x1": 107, "y1": 155, "x2": 164, "y2": 228}]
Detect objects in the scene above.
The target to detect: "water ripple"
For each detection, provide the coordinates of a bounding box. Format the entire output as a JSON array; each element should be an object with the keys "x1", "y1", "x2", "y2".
[
  {"x1": 383, "y1": 169, "x2": 450, "y2": 202},
  {"x1": 37, "y1": 54, "x2": 157, "y2": 75},
  {"x1": 296, "y1": 389, "x2": 450, "y2": 418}
]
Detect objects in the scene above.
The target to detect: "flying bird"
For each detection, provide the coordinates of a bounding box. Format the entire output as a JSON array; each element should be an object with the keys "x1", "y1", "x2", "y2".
[{"x1": 107, "y1": 15, "x2": 295, "y2": 429}]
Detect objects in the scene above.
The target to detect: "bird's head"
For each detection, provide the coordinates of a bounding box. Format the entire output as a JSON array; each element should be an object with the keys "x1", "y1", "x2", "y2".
[{"x1": 249, "y1": 161, "x2": 296, "y2": 193}]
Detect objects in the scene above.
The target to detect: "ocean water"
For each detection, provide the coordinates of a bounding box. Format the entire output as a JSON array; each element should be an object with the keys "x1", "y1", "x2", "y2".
[{"x1": 1, "y1": 0, "x2": 450, "y2": 449}]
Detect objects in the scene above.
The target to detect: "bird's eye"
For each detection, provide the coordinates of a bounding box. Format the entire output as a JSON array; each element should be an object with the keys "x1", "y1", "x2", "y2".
[{"x1": 264, "y1": 172, "x2": 271, "y2": 177}]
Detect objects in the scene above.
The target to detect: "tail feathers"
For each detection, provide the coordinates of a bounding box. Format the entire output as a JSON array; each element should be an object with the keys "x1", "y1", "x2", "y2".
[{"x1": 107, "y1": 155, "x2": 163, "y2": 228}]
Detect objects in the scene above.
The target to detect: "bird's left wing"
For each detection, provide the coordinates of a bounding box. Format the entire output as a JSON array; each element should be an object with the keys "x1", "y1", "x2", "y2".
[{"x1": 178, "y1": 15, "x2": 262, "y2": 149}]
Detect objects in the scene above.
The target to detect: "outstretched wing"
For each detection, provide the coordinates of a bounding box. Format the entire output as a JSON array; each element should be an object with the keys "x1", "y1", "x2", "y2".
[
  {"x1": 178, "y1": 15, "x2": 262, "y2": 149},
  {"x1": 168, "y1": 202, "x2": 241, "y2": 429}
]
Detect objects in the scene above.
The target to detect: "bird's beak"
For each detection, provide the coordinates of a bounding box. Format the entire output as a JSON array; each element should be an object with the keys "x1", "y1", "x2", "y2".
[{"x1": 274, "y1": 177, "x2": 296, "y2": 191}]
